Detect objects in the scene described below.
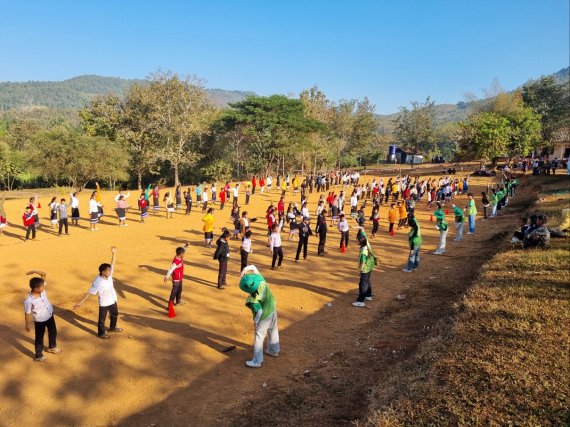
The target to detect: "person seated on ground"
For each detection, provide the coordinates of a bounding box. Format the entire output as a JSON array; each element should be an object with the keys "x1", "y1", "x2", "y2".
[
  {"x1": 511, "y1": 217, "x2": 529, "y2": 243},
  {"x1": 523, "y1": 214, "x2": 550, "y2": 249}
]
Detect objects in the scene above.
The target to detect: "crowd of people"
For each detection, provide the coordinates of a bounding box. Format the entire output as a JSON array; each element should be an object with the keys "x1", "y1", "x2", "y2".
[{"x1": 14, "y1": 165, "x2": 548, "y2": 368}]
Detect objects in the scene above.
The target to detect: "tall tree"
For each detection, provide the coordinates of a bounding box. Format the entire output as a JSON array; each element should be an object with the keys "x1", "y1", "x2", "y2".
[
  {"x1": 148, "y1": 71, "x2": 216, "y2": 186},
  {"x1": 393, "y1": 97, "x2": 436, "y2": 165},
  {"x1": 458, "y1": 112, "x2": 511, "y2": 164},
  {"x1": 522, "y1": 76, "x2": 570, "y2": 143}
]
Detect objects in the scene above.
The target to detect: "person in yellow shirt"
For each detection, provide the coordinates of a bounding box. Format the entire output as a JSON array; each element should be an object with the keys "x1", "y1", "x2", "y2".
[
  {"x1": 388, "y1": 203, "x2": 397, "y2": 234},
  {"x1": 280, "y1": 180, "x2": 287, "y2": 197},
  {"x1": 202, "y1": 207, "x2": 215, "y2": 247},
  {"x1": 397, "y1": 201, "x2": 408, "y2": 229},
  {"x1": 391, "y1": 182, "x2": 399, "y2": 202}
]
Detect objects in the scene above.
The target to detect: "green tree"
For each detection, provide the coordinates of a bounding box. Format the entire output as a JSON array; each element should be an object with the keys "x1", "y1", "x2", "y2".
[
  {"x1": 147, "y1": 71, "x2": 216, "y2": 186},
  {"x1": 30, "y1": 125, "x2": 129, "y2": 190},
  {"x1": 522, "y1": 76, "x2": 570, "y2": 143},
  {"x1": 458, "y1": 112, "x2": 511, "y2": 164},
  {"x1": 393, "y1": 97, "x2": 436, "y2": 166}
]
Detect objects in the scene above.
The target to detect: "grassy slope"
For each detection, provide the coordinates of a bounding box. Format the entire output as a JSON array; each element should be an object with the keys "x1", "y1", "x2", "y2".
[{"x1": 367, "y1": 177, "x2": 570, "y2": 426}]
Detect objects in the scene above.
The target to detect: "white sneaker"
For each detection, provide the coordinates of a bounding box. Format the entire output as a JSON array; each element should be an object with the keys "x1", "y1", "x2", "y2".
[
  {"x1": 433, "y1": 251, "x2": 442, "y2": 255},
  {"x1": 245, "y1": 360, "x2": 262, "y2": 368},
  {"x1": 352, "y1": 302, "x2": 365, "y2": 307},
  {"x1": 365, "y1": 297, "x2": 373, "y2": 301},
  {"x1": 510, "y1": 237, "x2": 521, "y2": 243},
  {"x1": 402, "y1": 268, "x2": 413, "y2": 273}
]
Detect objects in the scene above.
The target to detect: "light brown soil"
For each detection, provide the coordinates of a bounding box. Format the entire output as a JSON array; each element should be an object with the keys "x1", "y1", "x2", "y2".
[{"x1": 0, "y1": 164, "x2": 511, "y2": 426}]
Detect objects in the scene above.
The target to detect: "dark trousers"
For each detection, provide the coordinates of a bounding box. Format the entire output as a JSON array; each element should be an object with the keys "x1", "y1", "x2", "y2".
[
  {"x1": 25, "y1": 224, "x2": 36, "y2": 240},
  {"x1": 185, "y1": 203, "x2": 192, "y2": 214},
  {"x1": 58, "y1": 218, "x2": 69, "y2": 235},
  {"x1": 318, "y1": 233, "x2": 326, "y2": 255},
  {"x1": 340, "y1": 231, "x2": 349, "y2": 248},
  {"x1": 98, "y1": 303, "x2": 118, "y2": 336},
  {"x1": 240, "y1": 249, "x2": 249, "y2": 272},
  {"x1": 357, "y1": 271, "x2": 372, "y2": 302},
  {"x1": 389, "y1": 223, "x2": 394, "y2": 233},
  {"x1": 220, "y1": 201, "x2": 225, "y2": 210},
  {"x1": 233, "y1": 197, "x2": 238, "y2": 207},
  {"x1": 483, "y1": 206, "x2": 488, "y2": 219},
  {"x1": 169, "y1": 280, "x2": 183, "y2": 304},
  {"x1": 246, "y1": 194, "x2": 250, "y2": 205},
  {"x1": 372, "y1": 222, "x2": 379, "y2": 235},
  {"x1": 34, "y1": 315, "x2": 57, "y2": 358},
  {"x1": 295, "y1": 238, "x2": 309, "y2": 260},
  {"x1": 272, "y1": 246, "x2": 284, "y2": 267},
  {"x1": 218, "y1": 261, "x2": 228, "y2": 288}
]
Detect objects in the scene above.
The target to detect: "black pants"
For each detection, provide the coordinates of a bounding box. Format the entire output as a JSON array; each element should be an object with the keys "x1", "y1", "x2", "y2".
[
  {"x1": 34, "y1": 315, "x2": 57, "y2": 358},
  {"x1": 357, "y1": 271, "x2": 372, "y2": 302},
  {"x1": 220, "y1": 201, "x2": 224, "y2": 210},
  {"x1": 372, "y1": 222, "x2": 379, "y2": 235},
  {"x1": 389, "y1": 223, "x2": 394, "y2": 233},
  {"x1": 272, "y1": 246, "x2": 283, "y2": 267},
  {"x1": 218, "y1": 261, "x2": 228, "y2": 288},
  {"x1": 240, "y1": 249, "x2": 249, "y2": 272},
  {"x1": 340, "y1": 231, "x2": 349, "y2": 248},
  {"x1": 246, "y1": 194, "x2": 250, "y2": 205},
  {"x1": 483, "y1": 206, "x2": 488, "y2": 219},
  {"x1": 25, "y1": 224, "x2": 36, "y2": 240},
  {"x1": 318, "y1": 233, "x2": 327, "y2": 255},
  {"x1": 58, "y1": 218, "x2": 69, "y2": 235},
  {"x1": 98, "y1": 303, "x2": 118, "y2": 336},
  {"x1": 169, "y1": 280, "x2": 183, "y2": 304},
  {"x1": 513, "y1": 231, "x2": 526, "y2": 241},
  {"x1": 296, "y1": 238, "x2": 309, "y2": 260},
  {"x1": 185, "y1": 203, "x2": 192, "y2": 214},
  {"x1": 233, "y1": 197, "x2": 238, "y2": 207}
]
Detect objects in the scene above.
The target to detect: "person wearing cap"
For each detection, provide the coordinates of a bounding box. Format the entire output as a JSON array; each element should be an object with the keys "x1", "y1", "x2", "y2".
[
  {"x1": 294, "y1": 216, "x2": 313, "y2": 262},
  {"x1": 452, "y1": 203, "x2": 465, "y2": 241},
  {"x1": 433, "y1": 202, "x2": 448, "y2": 254},
  {"x1": 240, "y1": 265, "x2": 279, "y2": 368}
]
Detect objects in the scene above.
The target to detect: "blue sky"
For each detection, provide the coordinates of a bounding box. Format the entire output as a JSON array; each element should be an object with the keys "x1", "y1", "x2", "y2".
[{"x1": 0, "y1": 0, "x2": 568, "y2": 113}]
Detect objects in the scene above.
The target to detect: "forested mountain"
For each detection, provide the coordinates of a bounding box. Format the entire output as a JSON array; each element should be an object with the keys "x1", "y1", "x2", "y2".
[
  {"x1": 0, "y1": 67, "x2": 567, "y2": 126},
  {"x1": 0, "y1": 75, "x2": 255, "y2": 110}
]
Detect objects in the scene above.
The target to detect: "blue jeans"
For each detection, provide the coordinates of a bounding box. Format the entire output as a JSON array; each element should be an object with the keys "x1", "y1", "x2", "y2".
[
  {"x1": 251, "y1": 311, "x2": 280, "y2": 365},
  {"x1": 406, "y1": 246, "x2": 421, "y2": 270},
  {"x1": 468, "y1": 215, "x2": 476, "y2": 233},
  {"x1": 455, "y1": 222, "x2": 464, "y2": 241}
]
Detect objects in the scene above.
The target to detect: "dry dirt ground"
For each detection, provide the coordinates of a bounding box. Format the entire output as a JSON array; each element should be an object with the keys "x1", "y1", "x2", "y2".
[{"x1": 0, "y1": 164, "x2": 522, "y2": 426}]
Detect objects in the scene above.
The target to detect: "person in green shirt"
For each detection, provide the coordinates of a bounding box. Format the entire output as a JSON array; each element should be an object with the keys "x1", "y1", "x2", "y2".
[
  {"x1": 433, "y1": 203, "x2": 448, "y2": 255},
  {"x1": 403, "y1": 213, "x2": 422, "y2": 273},
  {"x1": 452, "y1": 203, "x2": 465, "y2": 241},
  {"x1": 466, "y1": 192, "x2": 477, "y2": 234},
  {"x1": 352, "y1": 236, "x2": 377, "y2": 307},
  {"x1": 239, "y1": 265, "x2": 279, "y2": 368}
]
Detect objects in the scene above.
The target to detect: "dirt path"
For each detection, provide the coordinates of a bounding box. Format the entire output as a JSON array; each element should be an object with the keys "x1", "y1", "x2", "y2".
[{"x1": 0, "y1": 168, "x2": 513, "y2": 426}]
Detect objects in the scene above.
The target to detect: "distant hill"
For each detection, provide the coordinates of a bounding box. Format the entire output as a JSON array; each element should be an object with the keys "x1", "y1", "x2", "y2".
[{"x1": 0, "y1": 75, "x2": 255, "y2": 111}]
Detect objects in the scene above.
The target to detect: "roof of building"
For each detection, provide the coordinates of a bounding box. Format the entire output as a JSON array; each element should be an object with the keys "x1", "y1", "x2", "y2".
[{"x1": 552, "y1": 127, "x2": 570, "y2": 143}]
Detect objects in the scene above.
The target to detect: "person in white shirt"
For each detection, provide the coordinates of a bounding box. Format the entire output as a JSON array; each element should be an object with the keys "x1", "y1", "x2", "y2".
[
  {"x1": 70, "y1": 192, "x2": 80, "y2": 225},
  {"x1": 89, "y1": 193, "x2": 101, "y2": 231},
  {"x1": 202, "y1": 188, "x2": 209, "y2": 212},
  {"x1": 267, "y1": 176, "x2": 272, "y2": 191},
  {"x1": 269, "y1": 220, "x2": 284, "y2": 269},
  {"x1": 240, "y1": 229, "x2": 253, "y2": 271},
  {"x1": 24, "y1": 270, "x2": 62, "y2": 361},
  {"x1": 74, "y1": 247, "x2": 122, "y2": 339},
  {"x1": 338, "y1": 213, "x2": 350, "y2": 250},
  {"x1": 114, "y1": 190, "x2": 130, "y2": 203},
  {"x1": 232, "y1": 184, "x2": 240, "y2": 207}
]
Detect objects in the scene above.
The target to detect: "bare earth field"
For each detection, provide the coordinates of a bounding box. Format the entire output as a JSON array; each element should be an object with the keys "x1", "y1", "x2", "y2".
[{"x1": 0, "y1": 164, "x2": 526, "y2": 426}]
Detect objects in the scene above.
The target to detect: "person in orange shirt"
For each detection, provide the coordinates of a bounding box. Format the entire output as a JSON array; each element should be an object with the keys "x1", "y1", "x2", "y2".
[
  {"x1": 388, "y1": 203, "x2": 397, "y2": 234},
  {"x1": 397, "y1": 201, "x2": 408, "y2": 229}
]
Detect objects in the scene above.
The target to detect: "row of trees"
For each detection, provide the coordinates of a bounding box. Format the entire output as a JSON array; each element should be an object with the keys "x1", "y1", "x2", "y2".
[{"x1": 0, "y1": 71, "x2": 567, "y2": 190}]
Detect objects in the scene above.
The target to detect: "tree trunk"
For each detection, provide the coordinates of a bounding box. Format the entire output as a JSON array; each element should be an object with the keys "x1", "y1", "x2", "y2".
[
  {"x1": 174, "y1": 162, "x2": 180, "y2": 187},
  {"x1": 137, "y1": 171, "x2": 142, "y2": 191}
]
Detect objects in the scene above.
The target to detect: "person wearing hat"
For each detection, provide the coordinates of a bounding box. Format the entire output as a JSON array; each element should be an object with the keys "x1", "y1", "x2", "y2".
[
  {"x1": 240, "y1": 265, "x2": 279, "y2": 368},
  {"x1": 433, "y1": 202, "x2": 448, "y2": 254},
  {"x1": 213, "y1": 228, "x2": 231, "y2": 289},
  {"x1": 452, "y1": 203, "x2": 465, "y2": 241},
  {"x1": 294, "y1": 216, "x2": 313, "y2": 262}
]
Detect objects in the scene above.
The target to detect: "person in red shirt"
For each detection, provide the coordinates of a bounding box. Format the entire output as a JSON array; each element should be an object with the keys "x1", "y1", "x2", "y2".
[
  {"x1": 251, "y1": 176, "x2": 257, "y2": 195},
  {"x1": 277, "y1": 197, "x2": 285, "y2": 221},
  {"x1": 138, "y1": 192, "x2": 149, "y2": 223},
  {"x1": 219, "y1": 188, "x2": 226, "y2": 210},
  {"x1": 164, "y1": 243, "x2": 189, "y2": 308},
  {"x1": 23, "y1": 205, "x2": 37, "y2": 241},
  {"x1": 259, "y1": 176, "x2": 266, "y2": 193}
]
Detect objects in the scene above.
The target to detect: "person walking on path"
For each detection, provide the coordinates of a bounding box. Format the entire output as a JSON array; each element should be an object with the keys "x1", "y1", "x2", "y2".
[{"x1": 239, "y1": 265, "x2": 280, "y2": 368}]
